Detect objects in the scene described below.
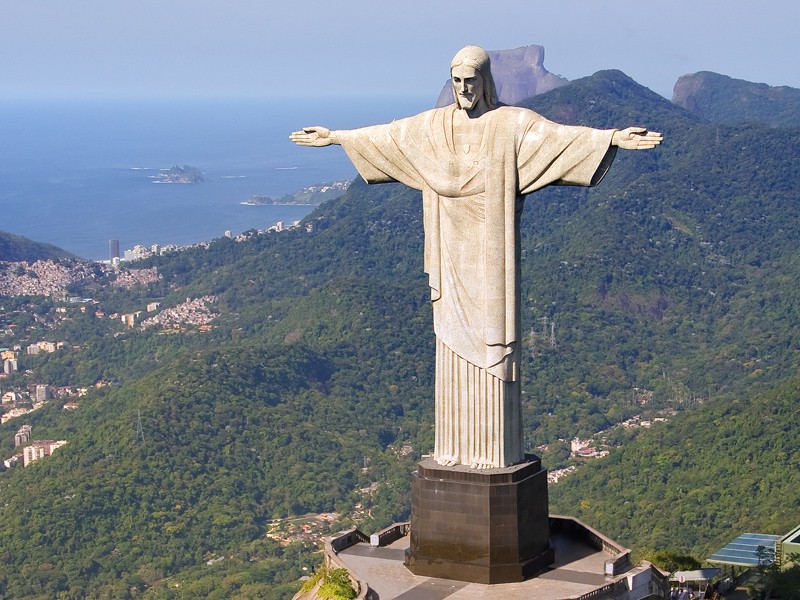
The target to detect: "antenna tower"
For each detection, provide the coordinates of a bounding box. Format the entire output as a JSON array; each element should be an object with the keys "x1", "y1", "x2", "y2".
[{"x1": 136, "y1": 410, "x2": 145, "y2": 444}]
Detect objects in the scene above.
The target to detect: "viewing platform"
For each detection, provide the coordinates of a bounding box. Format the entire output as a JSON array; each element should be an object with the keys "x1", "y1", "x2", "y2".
[{"x1": 322, "y1": 516, "x2": 669, "y2": 600}]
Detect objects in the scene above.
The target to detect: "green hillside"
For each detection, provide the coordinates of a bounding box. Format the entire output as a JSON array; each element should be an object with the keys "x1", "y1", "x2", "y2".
[
  {"x1": 0, "y1": 230, "x2": 76, "y2": 262},
  {"x1": 0, "y1": 70, "x2": 799, "y2": 597},
  {"x1": 515, "y1": 70, "x2": 800, "y2": 437},
  {"x1": 672, "y1": 70, "x2": 800, "y2": 128},
  {"x1": 520, "y1": 71, "x2": 800, "y2": 549},
  {"x1": 0, "y1": 183, "x2": 433, "y2": 598},
  {"x1": 0, "y1": 344, "x2": 416, "y2": 598},
  {"x1": 552, "y1": 375, "x2": 800, "y2": 556}
]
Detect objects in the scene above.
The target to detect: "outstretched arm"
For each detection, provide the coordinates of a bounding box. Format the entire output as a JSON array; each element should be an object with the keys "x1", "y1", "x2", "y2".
[
  {"x1": 612, "y1": 127, "x2": 663, "y2": 150},
  {"x1": 289, "y1": 126, "x2": 341, "y2": 147}
]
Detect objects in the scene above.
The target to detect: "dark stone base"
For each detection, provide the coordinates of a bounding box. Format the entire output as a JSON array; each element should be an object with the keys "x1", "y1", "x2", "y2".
[{"x1": 404, "y1": 456, "x2": 554, "y2": 584}]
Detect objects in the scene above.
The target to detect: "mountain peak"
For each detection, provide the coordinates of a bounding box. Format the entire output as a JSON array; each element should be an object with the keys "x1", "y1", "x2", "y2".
[
  {"x1": 518, "y1": 68, "x2": 688, "y2": 130},
  {"x1": 435, "y1": 44, "x2": 568, "y2": 107},
  {"x1": 672, "y1": 71, "x2": 800, "y2": 127}
]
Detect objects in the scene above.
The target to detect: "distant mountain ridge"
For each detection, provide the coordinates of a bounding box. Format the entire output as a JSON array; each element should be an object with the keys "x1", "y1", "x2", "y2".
[
  {"x1": 673, "y1": 71, "x2": 800, "y2": 127},
  {"x1": 0, "y1": 230, "x2": 76, "y2": 262},
  {"x1": 435, "y1": 44, "x2": 568, "y2": 107}
]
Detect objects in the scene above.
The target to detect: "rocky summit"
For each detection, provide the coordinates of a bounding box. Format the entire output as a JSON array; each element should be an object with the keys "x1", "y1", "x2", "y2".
[{"x1": 436, "y1": 44, "x2": 568, "y2": 107}]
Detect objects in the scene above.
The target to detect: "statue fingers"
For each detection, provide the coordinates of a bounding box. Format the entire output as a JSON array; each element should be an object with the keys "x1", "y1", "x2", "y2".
[
  {"x1": 644, "y1": 133, "x2": 663, "y2": 146},
  {"x1": 290, "y1": 130, "x2": 321, "y2": 146},
  {"x1": 630, "y1": 130, "x2": 663, "y2": 149}
]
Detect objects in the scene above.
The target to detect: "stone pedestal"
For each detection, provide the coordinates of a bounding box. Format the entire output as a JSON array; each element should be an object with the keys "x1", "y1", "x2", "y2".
[{"x1": 404, "y1": 456, "x2": 554, "y2": 584}]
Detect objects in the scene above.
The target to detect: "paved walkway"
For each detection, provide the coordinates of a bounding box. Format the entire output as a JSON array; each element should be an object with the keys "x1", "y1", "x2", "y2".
[{"x1": 337, "y1": 532, "x2": 622, "y2": 600}]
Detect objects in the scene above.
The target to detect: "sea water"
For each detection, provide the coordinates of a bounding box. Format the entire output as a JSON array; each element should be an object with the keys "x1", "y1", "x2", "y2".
[{"x1": 0, "y1": 96, "x2": 429, "y2": 260}]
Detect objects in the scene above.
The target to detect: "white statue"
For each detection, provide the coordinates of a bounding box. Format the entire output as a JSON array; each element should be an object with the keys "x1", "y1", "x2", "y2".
[{"x1": 291, "y1": 45, "x2": 661, "y2": 469}]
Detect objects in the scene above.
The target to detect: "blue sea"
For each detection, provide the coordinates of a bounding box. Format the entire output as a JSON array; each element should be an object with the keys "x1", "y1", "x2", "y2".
[{"x1": 0, "y1": 96, "x2": 429, "y2": 260}]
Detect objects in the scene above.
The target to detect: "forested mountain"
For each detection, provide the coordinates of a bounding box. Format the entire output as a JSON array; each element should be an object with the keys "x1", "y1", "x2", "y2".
[
  {"x1": 520, "y1": 70, "x2": 800, "y2": 550},
  {"x1": 672, "y1": 70, "x2": 800, "y2": 127},
  {"x1": 0, "y1": 183, "x2": 433, "y2": 598},
  {"x1": 553, "y1": 374, "x2": 800, "y2": 555},
  {"x1": 1, "y1": 69, "x2": 799, "y2": 598},
  {"x1": 0, "y1": 230, "x2": 75, "y2": 262}
]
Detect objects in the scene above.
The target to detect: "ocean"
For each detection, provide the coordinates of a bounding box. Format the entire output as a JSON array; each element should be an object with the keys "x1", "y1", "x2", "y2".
[{"x1": 0, "y1": 96, "x2": 429, "y2": 260}]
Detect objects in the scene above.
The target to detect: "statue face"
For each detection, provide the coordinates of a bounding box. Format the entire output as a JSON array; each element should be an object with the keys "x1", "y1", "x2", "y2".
[{"x1": 451, "y1": 65, "x2": 484, "y2": 112}]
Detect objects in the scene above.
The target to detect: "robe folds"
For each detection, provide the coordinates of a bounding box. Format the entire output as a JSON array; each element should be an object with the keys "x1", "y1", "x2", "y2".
[{"x1": 338, "y1": 104, "x2": 616, "y2": 467}]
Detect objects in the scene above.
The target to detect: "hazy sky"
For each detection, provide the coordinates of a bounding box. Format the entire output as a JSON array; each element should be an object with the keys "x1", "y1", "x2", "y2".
[{"x1": 2, "y1": 0, "x2": 798, "y2": 101}]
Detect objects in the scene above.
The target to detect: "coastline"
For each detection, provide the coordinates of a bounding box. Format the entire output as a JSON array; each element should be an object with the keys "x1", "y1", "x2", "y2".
[{"x1": 0, "y1": 97, "x2": 426, "y2": 260}]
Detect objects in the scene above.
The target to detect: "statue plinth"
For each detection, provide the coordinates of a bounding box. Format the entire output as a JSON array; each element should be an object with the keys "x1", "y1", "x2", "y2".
[{"x1": 404, "y1": 455, "x2": 554, "y2": 584}]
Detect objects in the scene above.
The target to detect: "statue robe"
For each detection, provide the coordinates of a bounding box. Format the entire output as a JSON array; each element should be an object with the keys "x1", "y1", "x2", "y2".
[{"x1": 338, "y1": 104, "x2": 616, "y2": 467}]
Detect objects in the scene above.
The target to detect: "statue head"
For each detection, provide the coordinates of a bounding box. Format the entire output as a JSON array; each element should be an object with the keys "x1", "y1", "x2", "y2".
[{"x1": 450, "y1": 45, "x2": 499, "y2": 111}]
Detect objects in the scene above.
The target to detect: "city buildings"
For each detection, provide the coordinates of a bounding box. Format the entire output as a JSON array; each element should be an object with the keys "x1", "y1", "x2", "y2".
[{"x1": 22, "y1": 440, "x2": 67, "y2": 467}]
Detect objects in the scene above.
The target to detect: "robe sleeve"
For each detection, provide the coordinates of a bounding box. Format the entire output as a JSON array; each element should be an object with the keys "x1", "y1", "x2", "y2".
[
  {"x1": 516, "y1": 115, "x2": 617, "y2": 195},
  {"x1": 336, "y1": 116, "x2": 431, "y2": 191}
]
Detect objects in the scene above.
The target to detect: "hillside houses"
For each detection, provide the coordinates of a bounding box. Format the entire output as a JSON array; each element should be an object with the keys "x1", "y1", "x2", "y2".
[{"x1": 2, "y1": 425, "x2": 67, "y2": 469}]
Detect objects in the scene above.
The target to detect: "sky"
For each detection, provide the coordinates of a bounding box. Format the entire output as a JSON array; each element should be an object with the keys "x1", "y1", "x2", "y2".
[{"x1": 1, "y1": 0, "x2": 799, "y2": 102}]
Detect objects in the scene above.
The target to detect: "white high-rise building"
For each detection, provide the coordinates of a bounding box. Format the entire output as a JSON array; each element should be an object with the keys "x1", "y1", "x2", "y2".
[{"x1": 23, "y1": 440, "x2": 67, "y2": 467}]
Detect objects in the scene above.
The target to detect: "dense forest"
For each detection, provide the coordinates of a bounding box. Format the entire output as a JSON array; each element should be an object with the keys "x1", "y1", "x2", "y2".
[
  {"x1": 672, "y1": 70, "x2": 800, "y2": 128},
  {"x1": 0, "y1": 69, "x2": 799, "y2": 598}
]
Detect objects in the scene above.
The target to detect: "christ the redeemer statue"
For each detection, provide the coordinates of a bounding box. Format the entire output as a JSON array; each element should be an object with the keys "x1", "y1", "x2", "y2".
[{"x1": 291, "y1": 45, "x2": 662, "y2": 470}]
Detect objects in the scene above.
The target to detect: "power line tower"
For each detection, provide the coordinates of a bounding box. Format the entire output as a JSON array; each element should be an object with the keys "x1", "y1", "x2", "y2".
[
  {"x1": 536, "y1": 316, "x2": 557, "y2": 349},
  {"x1": 136, "y1": 410, "x2": 145, "y2": 444},
  {"x1": 538, "y1": 316, "x2": 549, "y2": 338}
]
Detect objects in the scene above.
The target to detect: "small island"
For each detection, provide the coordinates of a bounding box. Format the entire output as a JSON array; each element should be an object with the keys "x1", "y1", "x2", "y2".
[
  {"x1": 151, "y1": 165, "x2": 205, "y2": 184},
  {"x1": 242, "y1": 179, "x2": 351, "y2": 206}
]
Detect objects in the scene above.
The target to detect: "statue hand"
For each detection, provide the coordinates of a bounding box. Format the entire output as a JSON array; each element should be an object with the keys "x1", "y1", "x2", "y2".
[
  {"x1": 612, "y1": 127, "x2": 663, "y2": 150},
  {"x1": 289, "y1": 126, "x2": 335, "y2": 147}
]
